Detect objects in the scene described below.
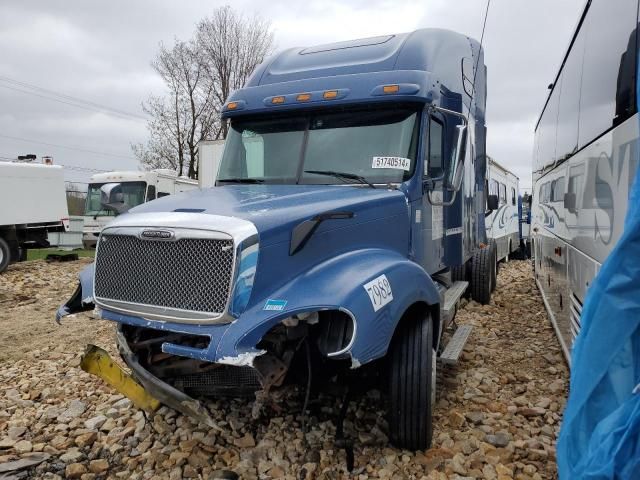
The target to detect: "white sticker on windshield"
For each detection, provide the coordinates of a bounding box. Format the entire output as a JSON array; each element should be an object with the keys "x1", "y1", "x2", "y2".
[{"x1": 372, "y1": 156, "x2": 411, "y2": 171}]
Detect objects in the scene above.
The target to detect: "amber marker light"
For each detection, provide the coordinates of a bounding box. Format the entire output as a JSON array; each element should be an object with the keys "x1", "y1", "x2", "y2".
[
  {"x1": 271, "y1": 96, "x2": 285, "y2": 104},
  {"x1": 323, "y1": 90, "x2": 338, "y2": 99},
  {"x1": 383, "y1": 84, "x2": 400, "y2": 94},
  {"x1": 226, "y1": 101, "x2": 238, "y2": 110},
  {"x1": 297, "y1": 93, "x2": 312, "y2": 102}
]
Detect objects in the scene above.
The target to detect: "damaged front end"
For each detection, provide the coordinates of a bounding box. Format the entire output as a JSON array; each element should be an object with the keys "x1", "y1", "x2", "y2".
[
  {"x1": 60, "y1": 268, "x2": 356, "y2": 424},
  {"x1": 56, "y1": 212, "x2": 366, "y2": 424}
]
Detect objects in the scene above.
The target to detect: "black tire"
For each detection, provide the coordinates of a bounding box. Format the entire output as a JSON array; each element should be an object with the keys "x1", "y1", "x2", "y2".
[
  {"x1": 451, "y1": 263, "x2": 466, "y2": 282},
  {"x1": 488, "y1": 240, "x2": 498, "y2": 292},
  {"x1": 471, "y1": 247, "x2": 493, "y2": 304},
  {"x1": 387, "y1": 313, "x2": 435, "y2": 450},
  {"x1": 0, "y1": 237, "x2": 10, "y2": 273}
]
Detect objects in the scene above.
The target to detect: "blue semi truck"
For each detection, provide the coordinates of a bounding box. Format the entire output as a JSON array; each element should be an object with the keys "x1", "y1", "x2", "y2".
[{"x1": 58, "y1": 29, "x2": 492, "y2": 450}]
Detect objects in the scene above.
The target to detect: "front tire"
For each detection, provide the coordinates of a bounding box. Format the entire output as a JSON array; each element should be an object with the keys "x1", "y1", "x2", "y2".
[
  {"x1": 471, "y1": 247, "x2": 493, "y2": 304},
  {"x1": 387, "y1": 312, "x2": 435, "y2": 450},
  {"x1": 0, "y1": 237, "x2": 11, "y2": 273}
]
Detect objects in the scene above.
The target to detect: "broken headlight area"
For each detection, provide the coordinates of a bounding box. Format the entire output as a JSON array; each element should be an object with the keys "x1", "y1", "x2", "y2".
[{"x1": 117, "y1": 310, "x2": 358, "y2": 404}]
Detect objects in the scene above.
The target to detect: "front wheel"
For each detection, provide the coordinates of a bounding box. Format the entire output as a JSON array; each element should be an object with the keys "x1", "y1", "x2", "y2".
[{"x1": 387, "y1": 313, "x2": 435, "y2": 450}]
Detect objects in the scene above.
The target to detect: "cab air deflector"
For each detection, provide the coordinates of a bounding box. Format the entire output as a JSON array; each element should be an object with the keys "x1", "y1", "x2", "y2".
[{"x1": 289, "y1": 211, "x2": 354, "y2": 255}]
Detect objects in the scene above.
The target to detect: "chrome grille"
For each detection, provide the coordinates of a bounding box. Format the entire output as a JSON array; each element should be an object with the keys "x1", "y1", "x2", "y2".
[{"x1": 95, "y1": 232, "x2": 234, "y2": 318}]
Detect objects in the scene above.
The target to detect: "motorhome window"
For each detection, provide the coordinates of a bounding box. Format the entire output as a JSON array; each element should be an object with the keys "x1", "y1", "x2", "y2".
[
  {"x1": 556, "y1": 29, "x2": 585, "y2": 162},
  {"x1": 578, "y1": 0, "x2": 638, "y2": 147},
  {"x1": 552, "y1": 177, "x2": 565, "y2": 202},
  {"x1": 499, "y1": 183, "x2": 507, "y2": 204},
  {"x1": 489, "y1": 179, "x2": 499, "y2": 197},
  {"x1": 426, "y1": 117, "x2": 444, "y2": 178},
  {"x1": 146, "y1": 185, "x2": 156, "y2": 201},
  {"x1": 84, "y1": 181, "x2": 147, "y2": 216},
  {"x1": 218, "y1": 107, "x2": 419, "y2": 185},
  {"x1": 540, "y1": 182, "x2": 550, "y2": 204},
  {"x1": 511, "y1": 187, "x2": 516, "y2": 205}
]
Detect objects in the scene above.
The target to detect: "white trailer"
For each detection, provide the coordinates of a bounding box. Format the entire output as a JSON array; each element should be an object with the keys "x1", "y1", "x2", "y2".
[
  {"x1": 82, "y1": 169, "x2": 198, "y2": 248},
  {"x1": 485, "y1": 157, "x2": 520, "y2": 262},
  {"x1": 0, "y1": 162, "x2": 69, "y2": 272}
]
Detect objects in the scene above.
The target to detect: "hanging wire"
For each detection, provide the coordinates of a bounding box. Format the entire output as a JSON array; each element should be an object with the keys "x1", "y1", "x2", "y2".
[{"x1": 472, "y1": 0, "x2": 491, "y2": 99}]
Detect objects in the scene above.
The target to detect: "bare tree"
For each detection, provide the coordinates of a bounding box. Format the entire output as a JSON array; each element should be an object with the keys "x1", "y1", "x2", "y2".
[
  {"x1": 133, "y1": 7, "x2": 275, "y2": 179},
  {"x1": 196, "y1": 6, "x2": 275, "y2": 137},
  {"x1": 133, "y1": 39, "x2": 220, "y2": 178}
]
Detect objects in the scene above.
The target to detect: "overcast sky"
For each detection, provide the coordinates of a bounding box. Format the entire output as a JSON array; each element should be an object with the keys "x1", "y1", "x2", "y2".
[{"x1": 0, "y1": 0, "x2": 585, "y2": 190}]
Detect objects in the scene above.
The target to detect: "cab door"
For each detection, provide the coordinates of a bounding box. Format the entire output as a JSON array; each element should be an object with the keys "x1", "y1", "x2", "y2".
[{"x1": 420, "y1": 113, "x2": 446, "y2": 273}]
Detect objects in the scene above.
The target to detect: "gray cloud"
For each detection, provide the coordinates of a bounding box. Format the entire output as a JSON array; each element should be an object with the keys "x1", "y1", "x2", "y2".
[{"x1": 0, "y1": 0, "x2": 584, "y2": 189}]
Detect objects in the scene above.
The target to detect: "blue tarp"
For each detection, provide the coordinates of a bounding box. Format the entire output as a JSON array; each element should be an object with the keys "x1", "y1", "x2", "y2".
[{"x1": 558, "y1": 165, "x2": 640, "y2": 479}]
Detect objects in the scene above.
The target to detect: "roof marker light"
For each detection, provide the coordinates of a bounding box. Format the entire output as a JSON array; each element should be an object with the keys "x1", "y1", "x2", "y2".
[
  {"x1": 226, "y1": 101, "x2": 238, "y2": 110},
  {"x1": 323, "y1": 90, "x2": 338, "y2": 99},
  {"x1": 296, "y1": 93, "x2": 312, "y2": 102},
  {"x1": 383, "y1": 84, "x2": 400, "y2": 94},
  {"x1": 271, "y1": 96, "x2": 285, "y2": 104}
]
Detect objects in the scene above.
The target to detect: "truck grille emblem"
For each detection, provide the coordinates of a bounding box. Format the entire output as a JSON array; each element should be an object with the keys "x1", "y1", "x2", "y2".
[{"x1": 140, "y1": 229, "x2": 175, "y2": 240}]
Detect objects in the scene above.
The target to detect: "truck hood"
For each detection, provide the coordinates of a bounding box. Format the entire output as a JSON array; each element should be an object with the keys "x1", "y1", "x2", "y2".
[{"x1": 128, "y1": 184, "x2": 409, "y2": 247}]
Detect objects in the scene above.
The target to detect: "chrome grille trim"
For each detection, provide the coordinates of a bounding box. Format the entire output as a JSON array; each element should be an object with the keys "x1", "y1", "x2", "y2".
[{"x1": 92, "y1": 212, "x2": 259, "y2": 324}]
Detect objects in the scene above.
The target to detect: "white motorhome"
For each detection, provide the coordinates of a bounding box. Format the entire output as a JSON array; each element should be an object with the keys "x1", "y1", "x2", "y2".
[
  {"x1": 531, "y1": 0, "x2": 640, "y2": 362},
  {"x1": 82, "y1": 170, "x2": 198, "y2": 248},
  {"x1": 0, "y1": 162, "x2": 69, "y2": 272},
  {"x1": 486, "y1": 157, "x2": 520, "y2": 262}
]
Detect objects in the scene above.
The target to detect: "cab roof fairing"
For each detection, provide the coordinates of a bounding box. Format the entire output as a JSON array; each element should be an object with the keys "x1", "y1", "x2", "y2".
[{"x1": 222, "y1": 28, "x2": 486, "y2": 121}]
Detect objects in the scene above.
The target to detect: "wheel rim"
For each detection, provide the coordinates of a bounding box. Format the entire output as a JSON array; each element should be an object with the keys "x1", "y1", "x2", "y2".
[{"x1": 0, "y1": 247, "x2": 4, "y2": 265}]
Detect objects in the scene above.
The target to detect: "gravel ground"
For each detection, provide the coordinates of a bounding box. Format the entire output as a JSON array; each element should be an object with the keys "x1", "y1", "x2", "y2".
[{"x1": 0, "y1": 259, "x2": 568, "y2": 479}]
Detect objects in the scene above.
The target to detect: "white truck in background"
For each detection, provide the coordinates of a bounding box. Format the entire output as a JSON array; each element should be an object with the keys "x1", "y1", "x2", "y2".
[
  {"x1": 82, "y1": 142, "x2": 224, "y2": 248},
  {"x1": 82, "y1": 169, "x2": 198, "y2": 248},
  {"x1": 0, "y1": 162, "x2": 69, "y2": 273}
]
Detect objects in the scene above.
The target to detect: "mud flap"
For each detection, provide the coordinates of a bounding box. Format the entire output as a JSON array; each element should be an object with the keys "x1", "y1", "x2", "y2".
[{"x1": 80, "y1": 345, "x2": 161, "y2": 412}]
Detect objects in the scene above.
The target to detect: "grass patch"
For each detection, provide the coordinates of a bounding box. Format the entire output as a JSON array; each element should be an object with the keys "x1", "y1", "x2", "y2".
[{"x1": 27, "y1": 248, "x2": 95, "y2": 261}]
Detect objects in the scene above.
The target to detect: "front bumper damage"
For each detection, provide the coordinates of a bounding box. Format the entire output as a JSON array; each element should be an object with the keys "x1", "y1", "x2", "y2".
[{"x1": 114, "y1": 326, "x2": 222, "y2": 430}]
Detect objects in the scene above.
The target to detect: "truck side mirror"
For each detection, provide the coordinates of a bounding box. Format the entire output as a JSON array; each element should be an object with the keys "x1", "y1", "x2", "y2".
[
  {"x1": 487, "y1": 194, "x2": 499, "y2": 211},
  {"x1": 100, "y1": 183, "x2": 129, "y2": 215},
  {"x1": 564, "y1": 192, "x2": 576, "y2": 213}
]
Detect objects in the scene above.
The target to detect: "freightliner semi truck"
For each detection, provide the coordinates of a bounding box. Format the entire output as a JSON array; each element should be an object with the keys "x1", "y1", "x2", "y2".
[{"x1": 58, "y1": 29, "x2": 493, "y2": 450}]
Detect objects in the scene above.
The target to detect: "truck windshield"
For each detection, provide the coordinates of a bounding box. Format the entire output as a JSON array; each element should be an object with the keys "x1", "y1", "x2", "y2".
[
  {"x1": 84, "y1": 181, "x2": 147, "y2": 216},
  {"x1": 218, "y1": 107, "x2": 419, "y2": 185}
]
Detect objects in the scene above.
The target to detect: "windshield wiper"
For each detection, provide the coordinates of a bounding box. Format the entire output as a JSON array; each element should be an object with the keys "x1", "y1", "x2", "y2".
[
  {"x1": 304, "y1": 170, "x2": 376, "y2": 189},
  {"x1": 217, "y1": 178, "x2": 264, "y2": 184}
]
